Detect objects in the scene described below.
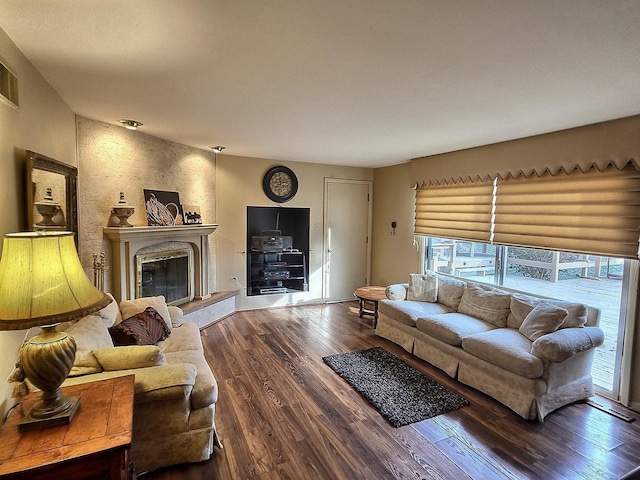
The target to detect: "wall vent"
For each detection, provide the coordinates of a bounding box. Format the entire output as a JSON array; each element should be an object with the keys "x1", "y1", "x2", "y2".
[{"x1": 0, "y1": 61, "x2": 19, "y2": 109}]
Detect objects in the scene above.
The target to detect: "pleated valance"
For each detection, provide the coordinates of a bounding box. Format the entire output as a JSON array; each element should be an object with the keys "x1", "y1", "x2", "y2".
[{"x1": 410, "y1": 115, "x2": 640, "y2": 187}]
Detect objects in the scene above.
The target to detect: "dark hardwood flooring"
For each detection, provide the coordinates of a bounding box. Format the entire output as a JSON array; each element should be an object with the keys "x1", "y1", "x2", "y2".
[{"x1": 143, "y1": 302, "x2": 640, "y2": 480}]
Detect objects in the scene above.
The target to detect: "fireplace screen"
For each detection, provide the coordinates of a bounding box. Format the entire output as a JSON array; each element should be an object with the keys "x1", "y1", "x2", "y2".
[{"x1": 136, "y1": 248, "x2": 193, "y2": 305}]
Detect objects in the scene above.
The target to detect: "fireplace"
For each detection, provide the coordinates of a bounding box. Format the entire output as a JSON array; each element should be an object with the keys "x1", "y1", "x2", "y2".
[
  {"x1": 136, "y1": 247, "x2": 194, "y2": 305},
  {"x1": 103, "y1": 224, "x2": 218, "y2": 304}
]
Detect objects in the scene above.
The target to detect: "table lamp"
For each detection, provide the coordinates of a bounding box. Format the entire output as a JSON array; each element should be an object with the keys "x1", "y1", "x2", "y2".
[{"x1": 0, "y1": 231, "x2": 111, "y2": 432}]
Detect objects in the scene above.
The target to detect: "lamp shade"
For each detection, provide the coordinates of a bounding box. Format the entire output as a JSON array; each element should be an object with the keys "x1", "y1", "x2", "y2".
[{"x1": 0, "y1": 232, "x2": 110, "y2": 330}]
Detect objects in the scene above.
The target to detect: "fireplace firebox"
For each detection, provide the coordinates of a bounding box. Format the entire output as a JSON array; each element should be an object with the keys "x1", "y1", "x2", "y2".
[{"x1": 136, "y1": 248, "x2": 193, "y2": 305}]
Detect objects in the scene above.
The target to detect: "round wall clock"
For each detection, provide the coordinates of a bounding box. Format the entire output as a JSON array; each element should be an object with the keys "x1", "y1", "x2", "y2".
[{"x1": 263, "y1": 166, "x2": 298, "y2": 203}]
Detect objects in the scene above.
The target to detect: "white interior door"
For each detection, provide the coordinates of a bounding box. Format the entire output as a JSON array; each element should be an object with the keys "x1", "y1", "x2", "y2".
[{"x1": 323, "y1": 179, "x2": 372, "y2": 302}]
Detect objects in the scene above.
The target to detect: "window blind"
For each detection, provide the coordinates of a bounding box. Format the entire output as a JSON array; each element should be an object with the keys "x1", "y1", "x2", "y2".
[
  {"x1": 414, "y1": 180, "x2": 494, "y2": 242},
  {"x1": 493, "y1": 164, "x2": 640, "y2": 258}
]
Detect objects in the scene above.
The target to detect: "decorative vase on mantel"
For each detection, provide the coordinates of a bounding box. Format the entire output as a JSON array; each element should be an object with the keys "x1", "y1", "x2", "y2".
[{"x1": 111, "y1": 192, "x2": 135, "y2": 227}]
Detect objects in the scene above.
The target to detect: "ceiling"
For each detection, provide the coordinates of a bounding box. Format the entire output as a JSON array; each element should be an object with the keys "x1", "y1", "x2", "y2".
[{"x1": 1, "y1": 1, "x2": 640, "y2": 168}]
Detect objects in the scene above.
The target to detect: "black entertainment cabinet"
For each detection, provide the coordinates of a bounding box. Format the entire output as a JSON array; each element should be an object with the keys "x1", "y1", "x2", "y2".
[
  {"x1": 246, "y1": 206, "x2": 310, "y2": 296},
  {"x1": 249, "y1": 250, "x2": 308, "y2": 295}
]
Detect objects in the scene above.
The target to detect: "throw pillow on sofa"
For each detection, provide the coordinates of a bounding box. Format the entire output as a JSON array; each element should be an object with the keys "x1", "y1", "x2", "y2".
[
  {"x1": 508, "y1": 294, "x2": 588, "y2": 330},
  {"x1": 385, "y1": 284, "x2": 408, "y2": 301},
  {"x1": 407, "y1": 272, "x2": 438, "y2": 302},
  {"x1": 109, "y1": 307, "x2": 171, "y2": 346},
  {"x1": 119, "y1": 295, "x2": 173, "y2": 330},
  {"x1": 93, "y1": 345, "x2": 167, "y2": 371},
  {"x1": 519, "y1": 302, "x2": 568, "y2": 341}
]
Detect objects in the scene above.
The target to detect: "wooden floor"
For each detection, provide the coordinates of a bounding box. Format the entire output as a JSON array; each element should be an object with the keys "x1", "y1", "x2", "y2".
[{"x1": 143, "y1": 302, "x2": 640, "y2": 480}]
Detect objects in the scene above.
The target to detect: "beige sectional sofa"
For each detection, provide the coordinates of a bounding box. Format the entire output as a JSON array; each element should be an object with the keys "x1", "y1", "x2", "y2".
[
  {"x1": 375, "y1": 272, "x2": 605, "y2": 421},
  {"x1": 26, "y1": 295, "x2": 220, "y2": 473}
]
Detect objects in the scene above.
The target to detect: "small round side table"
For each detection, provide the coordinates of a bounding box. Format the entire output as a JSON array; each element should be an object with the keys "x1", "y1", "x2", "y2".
[{"x1": 353, "y1": 285, "x2": 386, "y2": 328}]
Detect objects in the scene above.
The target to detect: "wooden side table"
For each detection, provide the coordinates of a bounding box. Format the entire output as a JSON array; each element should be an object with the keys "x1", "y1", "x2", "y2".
[
  {"x1": 0, "y1": 375, "x2": 135, "y2": 480},
  {"x1": 354, "y1": 286, "x2": 387, "y2": 327}
]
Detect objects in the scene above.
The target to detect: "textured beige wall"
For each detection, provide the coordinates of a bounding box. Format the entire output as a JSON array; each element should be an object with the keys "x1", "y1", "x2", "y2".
[
  {"x1": 76, "y1": 116, "x2": 218, "y2": 294},
  {"x1": 370, "y1": 163, "x2": 419, "y2": 286},
  {"x1": 0, "y1": 27, "x2": 76, "y2": 417},
  {"x1": 217, "y1": 154, "x2": 373, "y2": 311}
]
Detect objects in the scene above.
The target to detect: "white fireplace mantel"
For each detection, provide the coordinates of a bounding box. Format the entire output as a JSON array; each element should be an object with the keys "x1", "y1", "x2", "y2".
[{"x1": 103, "y1": 224, "x2": 218, "y2": 303}]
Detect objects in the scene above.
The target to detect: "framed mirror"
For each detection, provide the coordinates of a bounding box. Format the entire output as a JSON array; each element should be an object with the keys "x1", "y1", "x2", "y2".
[{"x1": 26, "y1": 150, "x2": 78, "y2": 241}]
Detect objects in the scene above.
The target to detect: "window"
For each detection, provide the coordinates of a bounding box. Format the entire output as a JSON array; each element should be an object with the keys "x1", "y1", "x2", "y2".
[{"x1": 421, "y1": 236, "x2": 633, "y2": 397}]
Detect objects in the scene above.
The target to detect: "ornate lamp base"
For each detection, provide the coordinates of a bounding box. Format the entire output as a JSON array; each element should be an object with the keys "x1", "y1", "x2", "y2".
[{"x1": 20, "y1": 395, "x2": 80, "y2": 432}]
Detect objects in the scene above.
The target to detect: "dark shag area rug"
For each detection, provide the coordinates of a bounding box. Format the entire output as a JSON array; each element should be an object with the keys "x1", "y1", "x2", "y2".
[{"x1": 323, "y1": 347, "x2": 469, "y2": 427}]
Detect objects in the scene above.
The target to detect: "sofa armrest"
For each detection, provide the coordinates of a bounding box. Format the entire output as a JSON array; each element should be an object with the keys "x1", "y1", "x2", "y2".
[
  {"x1": 55, "y1": 363, "x2": 196, "y2": 404},
  {"x1": 132, "y1": 363, "x2": 197, "y2": 404},
  {"x1": 386, "y1": 283, "x2": 409, "y2": 301},
  {"x1": 531, "y1": 326, "x2": 604, "y2": 362}
]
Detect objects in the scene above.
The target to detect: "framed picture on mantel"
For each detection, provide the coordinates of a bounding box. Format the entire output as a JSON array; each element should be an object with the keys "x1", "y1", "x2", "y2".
[
  {"x1": 143, "y1": 189, "x2": 184, "y2": 226},
  {"x1": 182, "y1": 204, "x2": 203, "y2": 225}
]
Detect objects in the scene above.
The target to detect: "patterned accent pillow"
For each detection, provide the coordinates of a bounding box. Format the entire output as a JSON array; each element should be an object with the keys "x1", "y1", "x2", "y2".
[
  {"x1": 109, "y1": 307, "x2": 171, "y2": 346},
  {"x1": 407, "y1": 273, "x2": 438, "y2": 302}
]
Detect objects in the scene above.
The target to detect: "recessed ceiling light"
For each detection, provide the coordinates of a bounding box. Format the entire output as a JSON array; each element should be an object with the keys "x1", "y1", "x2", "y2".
[
  {"x1": 118, "y1": 119, "x2": 143, "y2": 130},
  {"x1": 208, "y1": 145, "x2": 225, "y2": 153}
]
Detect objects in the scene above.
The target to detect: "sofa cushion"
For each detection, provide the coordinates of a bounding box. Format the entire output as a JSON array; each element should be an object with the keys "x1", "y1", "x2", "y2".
[
  {"x1": 164, "y1": 350, "x2": 218, "y2": 409},
  {"x1": 119, "y1": 295, "x2": 173, "y2": 330},
  {"x1": 66, "y1": 314, "x2": 114, "y2": 376},
  {"x1": 407, "y1": 272, "x2": 438, "y2": 302},
  {"x1": 436, "y1": 275, "x2": 465, "y2": 310},
  {"x1": 462, "y1": 329, "x2": 544, "y2": 379},
  {"x1": 507, "y1": 294, "x2": 540, "y2": 329},
  {"x1": 379, "y1": 299, "x2": 452, "y2": 327},
  {"x1": 546, "y1": 300, "x2": 588, "y2": 329},
  {"x1": 94, "y1": 345, "x2": 167, "y2": 371},
  {"x1": 519, "y1": 302, "x2": 568, "y2": 341},
  {"x1": 416, "y1": 313, "x2": 495, "y2": 346},
  {"x1": 457, "y1": 284, "x2": 511, "y2": 327},
  {"x1": 109, "y1": 307, "x2": 171, "y2": 346},
  {"x1": 96, "y1": 293, "x2": 122, "y2": 328}
]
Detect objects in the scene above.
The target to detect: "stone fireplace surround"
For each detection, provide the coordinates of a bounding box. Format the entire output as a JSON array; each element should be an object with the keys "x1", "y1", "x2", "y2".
[
  {"x1": 103, "y1": 224, "x2": 236, "y2": 328},
  {"x1": 103, "y1": 224, "x2": 217, "y2": 302}
]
